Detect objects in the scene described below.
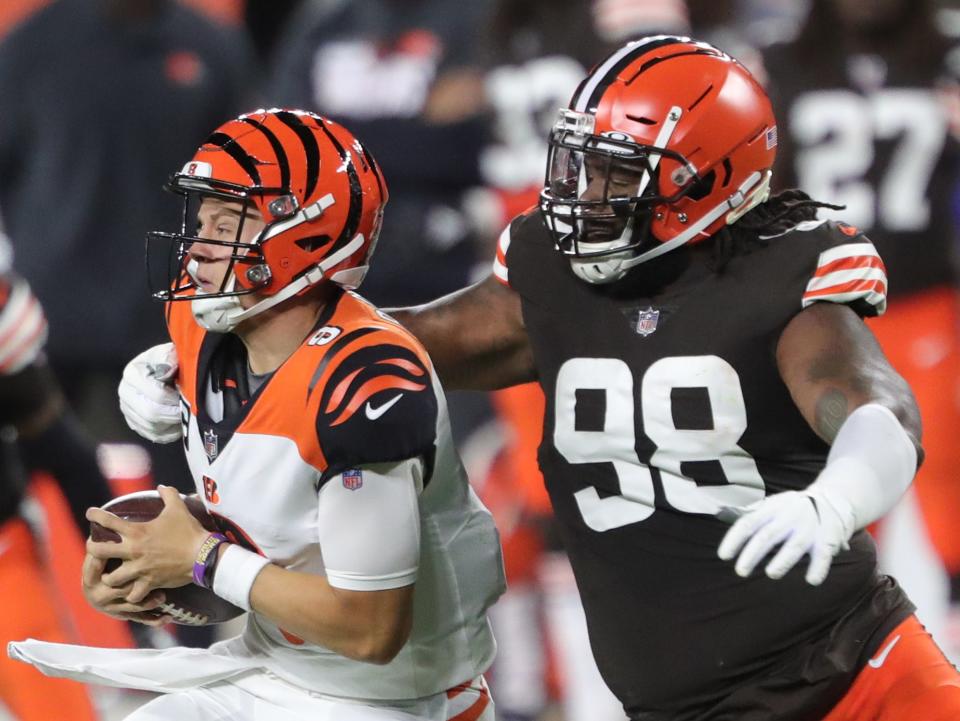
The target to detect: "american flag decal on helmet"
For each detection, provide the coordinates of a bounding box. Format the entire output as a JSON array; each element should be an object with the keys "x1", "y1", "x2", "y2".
[
  {"x1": 802, "y1": 242, "x2": 887, "y2": 315},
  {"x1": 765, "y1": 126, "x2": 778, "y2": 149}
]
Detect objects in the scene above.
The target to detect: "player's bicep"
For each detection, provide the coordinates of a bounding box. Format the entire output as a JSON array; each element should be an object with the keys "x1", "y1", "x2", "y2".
[
  {"x1": 390, "y1": 274, "x2": 535, "y2": 390},
  {"x1": 776, "y1": 302, "x2": 922, "y2": 453},
  {"x1": 317, "y1": 458, "x2": 423, "y2": 591}
]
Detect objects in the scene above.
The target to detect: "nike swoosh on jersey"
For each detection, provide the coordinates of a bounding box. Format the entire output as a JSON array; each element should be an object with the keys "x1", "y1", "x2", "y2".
[
  {"x1": 867, "y1": 634, "x2": 901, "y2": 668},
  {"x1": 365, "y1": 393, "x2": 403, "y2": 420}
]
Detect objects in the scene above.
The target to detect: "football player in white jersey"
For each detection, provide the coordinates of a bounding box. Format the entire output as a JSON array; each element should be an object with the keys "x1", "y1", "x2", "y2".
[{"x1": 8, "y1": 109, "x2": 505, "y2": 721}]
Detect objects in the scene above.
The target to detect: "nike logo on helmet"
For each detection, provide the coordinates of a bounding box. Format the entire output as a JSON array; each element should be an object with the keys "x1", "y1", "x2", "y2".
[
  {"x1": 867, "y1": 634, "x2": 901, "y2": 669},
  {"x1": 365, "y1": 394, "x2": 403, "y2": 420}
]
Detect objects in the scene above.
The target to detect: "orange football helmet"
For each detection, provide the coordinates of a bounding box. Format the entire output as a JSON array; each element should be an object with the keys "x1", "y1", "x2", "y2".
[
  {"x1": 539, "y1": 37, "x2": 776, "y2": 283},
  {"x1": 148, "y1": 108, "x2": 388, "y2": 331}
]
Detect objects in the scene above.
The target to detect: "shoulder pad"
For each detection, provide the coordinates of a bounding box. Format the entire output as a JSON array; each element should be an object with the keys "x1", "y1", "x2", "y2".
[{"x1": 314, "y1": 328, "x2": 438, "y2": 483}]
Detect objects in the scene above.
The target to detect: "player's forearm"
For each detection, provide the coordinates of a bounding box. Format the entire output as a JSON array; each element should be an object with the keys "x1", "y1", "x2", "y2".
[
  {"x1": 248, "y1": 564, "x2": 414, "y2": 664},
  {"x1": 389, "y1": 276, "x2": 536, "y2": 390}
]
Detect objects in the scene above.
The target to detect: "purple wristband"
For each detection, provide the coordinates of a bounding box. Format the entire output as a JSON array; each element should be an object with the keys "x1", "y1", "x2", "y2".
[{"x1": 193, "y1": 533, "x2": 228, "y2": 588}]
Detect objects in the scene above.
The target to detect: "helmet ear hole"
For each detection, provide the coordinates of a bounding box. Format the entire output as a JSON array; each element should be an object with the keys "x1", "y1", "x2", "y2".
[
  {"x1": 295, "y1": 235, "x2": 332, "y2": 252},
  {"x1": 720, "y1": 159, "x2": 733, "y2": 187},
  {"x1": 685, "y1": 169, "x2": 716, "y2": 201}
]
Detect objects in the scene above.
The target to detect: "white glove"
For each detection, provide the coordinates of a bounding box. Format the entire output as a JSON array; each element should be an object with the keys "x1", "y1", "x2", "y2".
[
  {"x1": 118, "y1": 343, "x2": 182, "y2": 444},
  {"x1": 717, "y1": 404, "x2": 917, "y2": 587},
  {"x1": 716, "y1": 489, "x2": 851, "y2": 586}
]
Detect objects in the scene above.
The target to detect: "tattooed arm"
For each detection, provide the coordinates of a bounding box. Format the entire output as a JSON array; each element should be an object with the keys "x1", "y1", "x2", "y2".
[
  {"x1": 775, "y1": 302, "x2": 922, "y2": 461},
  {"x1": 717, "y1": 302, "x2": 922, "y2": 585}
]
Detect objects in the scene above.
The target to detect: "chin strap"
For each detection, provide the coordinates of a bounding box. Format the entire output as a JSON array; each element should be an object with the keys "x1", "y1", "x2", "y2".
[
  {"x1": 231, "y1": 232, "x2": 366, "y2": 322},
  {"x1": 192, "y1": 233, "x2": 366, "y2": 332}
]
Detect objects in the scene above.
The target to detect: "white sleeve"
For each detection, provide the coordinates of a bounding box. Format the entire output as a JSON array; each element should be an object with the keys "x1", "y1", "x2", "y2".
[{"x1": 317, "y1": 457, "x2": 424, "y2": 591}]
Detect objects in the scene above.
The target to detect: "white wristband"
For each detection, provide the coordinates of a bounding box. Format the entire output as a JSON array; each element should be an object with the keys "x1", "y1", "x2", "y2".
[
  {"x1": 212, "y1": 544, "x2": 271, "y2": 611},
  {"x1": 808, "y1": 403, "x2": 918, "y2": 538}
]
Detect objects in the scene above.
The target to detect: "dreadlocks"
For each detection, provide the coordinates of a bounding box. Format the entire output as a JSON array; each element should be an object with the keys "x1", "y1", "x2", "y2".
[{"x1": 709, "y1": 189, "x2": 844, "y2": 272}]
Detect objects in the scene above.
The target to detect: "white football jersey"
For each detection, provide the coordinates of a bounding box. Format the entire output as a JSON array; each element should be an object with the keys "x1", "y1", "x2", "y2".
[{"x1": 168, "y1": 291, "x2": 506, "y2": 700}]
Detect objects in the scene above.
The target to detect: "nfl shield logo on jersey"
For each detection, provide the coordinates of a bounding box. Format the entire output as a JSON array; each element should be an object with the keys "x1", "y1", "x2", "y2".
[
  {"x1": 203, "y1": 429, "x2": 219, "y2": 462},
  {"x1": 342, "y1": 469, "x2": 363, "y2": 491},
  {"x1": 636, "y1": 307, "x2": 660, "y2": 337}
]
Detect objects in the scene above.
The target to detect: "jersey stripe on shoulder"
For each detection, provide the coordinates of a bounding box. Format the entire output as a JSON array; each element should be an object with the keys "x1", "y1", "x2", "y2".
[
  {"x1": 492, "y1": 223, "x2": 511, "y2": 287},
  {"x1": 0, "y1": 277, "x2": 48, "y2": 374},
  {"x1": 802, "y1": 242, "x2": 887, "y2": 314}
]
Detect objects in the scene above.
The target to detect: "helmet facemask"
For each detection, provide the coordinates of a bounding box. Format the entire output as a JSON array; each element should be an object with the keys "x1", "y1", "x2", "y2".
[
  {"x1": 540, "y1": 109, "x2": 698, "y2": 284},
  {"x1": 538, "y1": 38, "x2": 778, "y2": 285},
  {"x1": 147, "y1": 175, "x2": 280, "y2": 332}
]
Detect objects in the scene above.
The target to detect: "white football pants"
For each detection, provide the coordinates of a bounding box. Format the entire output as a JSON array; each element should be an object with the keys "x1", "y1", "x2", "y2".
[{"x1": 125, "y1": 673, "x2": 494, "y2": 721}]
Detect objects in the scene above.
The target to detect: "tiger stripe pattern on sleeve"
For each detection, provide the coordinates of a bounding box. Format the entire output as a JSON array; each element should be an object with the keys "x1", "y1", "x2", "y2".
[
  {"x1": 306, "y1": 309, "x2": 440, "y2": 483},
  {"x1": 318, "y1": 342, "x2": 430, "y2": 427}
]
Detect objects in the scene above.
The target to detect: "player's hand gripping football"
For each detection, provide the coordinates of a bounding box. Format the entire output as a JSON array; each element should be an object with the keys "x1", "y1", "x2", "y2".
[
  {"x1": 85, "y1": 486, "x2": 210, "y2": 609},
  {"x1": 80, "y1": 553, "x2": 171, "y2": 626},
  {"x1": 118, "y1": 342, "x2": 182, "y2": 443},
  {"x1": 716, "y1": 489, "x2": 850, "y2": 586}
]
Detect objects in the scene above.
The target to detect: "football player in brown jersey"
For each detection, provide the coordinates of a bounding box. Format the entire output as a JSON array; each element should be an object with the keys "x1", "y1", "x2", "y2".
[{"x1": 390, "y1": 38, "x2": 960, "y2": 721}]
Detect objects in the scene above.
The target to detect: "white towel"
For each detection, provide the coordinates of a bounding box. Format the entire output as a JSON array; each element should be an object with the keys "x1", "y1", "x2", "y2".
[{"x1": 7, "y1": 636, "x2": 260, "y2": 693}]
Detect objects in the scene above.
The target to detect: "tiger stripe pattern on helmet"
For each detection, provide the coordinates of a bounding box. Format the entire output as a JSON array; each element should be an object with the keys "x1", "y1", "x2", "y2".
[
  {"x1": 275, "y1": 110, "x2": 321, "y2": 199},
  {"x1": 239, "y1": 116, "x2": 291, "y2": 189},
  {"x1": 311, "y1": 118, "x2": 365, "y2": 255},
  {"x1": 205, "y1": 131, "x2": 263, "y2": 185},
  {"x1": 213, "y1": 110, "x2": 369, "y2": 257},
  {"x1": 154, "y1": 108, "x2": 390, "y2": 307}
]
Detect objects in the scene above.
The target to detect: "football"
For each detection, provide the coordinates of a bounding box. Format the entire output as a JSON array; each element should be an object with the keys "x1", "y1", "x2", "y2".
[{"x1": 89, "y1": 490, "x2": 244, "y2": 626}]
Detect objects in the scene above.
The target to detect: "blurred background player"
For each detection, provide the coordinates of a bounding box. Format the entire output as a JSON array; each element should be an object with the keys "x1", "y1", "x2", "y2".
[
  {"x1": 269, "y1": 0, "x2": 492, "y2": 308},
  {"x1": 762, "y1": 0, "x2": 960, "y2": 653},
  {"x1": 0, "y1": 0, "x2": 255, "y2": 652},
  {"x1": 0, "y1": 232, "x2": 109, "y2": 720},
  {"x1": 0, "y1": 0, "x2": 253, "y2": 525}
]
